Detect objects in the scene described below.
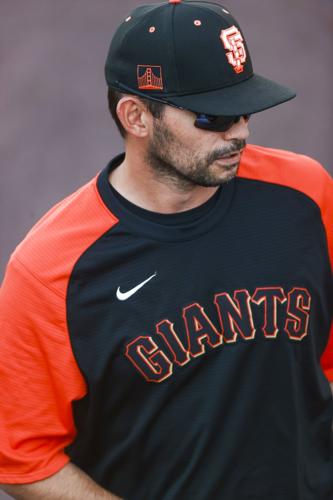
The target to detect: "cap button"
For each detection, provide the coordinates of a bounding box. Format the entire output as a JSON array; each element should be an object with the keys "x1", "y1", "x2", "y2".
[{"x1": 169, "y1": 0, "x2": 181, "y2": 3}]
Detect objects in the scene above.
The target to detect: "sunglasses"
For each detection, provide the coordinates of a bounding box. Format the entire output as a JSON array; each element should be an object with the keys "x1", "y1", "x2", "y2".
[
  {"x1": 165, "y1": 99, "x2": 251, "y2": 132},
  {"x1": 159, "y1": 97, "x2": 251, "y2": 132},
  {"x1": 112, "y1": 84, "x2": 250, "y2": 133},
  {"x1": 194, "y1": 113, "x2": 250, "y2": 132}
]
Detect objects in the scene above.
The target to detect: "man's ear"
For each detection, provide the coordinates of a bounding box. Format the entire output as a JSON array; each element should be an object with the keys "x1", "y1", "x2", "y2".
[{"x1": 116, "y1": 96, "x2": 151, "y2": 138}]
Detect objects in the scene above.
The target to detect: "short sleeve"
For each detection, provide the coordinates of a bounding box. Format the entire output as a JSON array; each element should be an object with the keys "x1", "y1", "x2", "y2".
[{"x1": 0, "y1": 257, "x2": 86, "y2": 484}]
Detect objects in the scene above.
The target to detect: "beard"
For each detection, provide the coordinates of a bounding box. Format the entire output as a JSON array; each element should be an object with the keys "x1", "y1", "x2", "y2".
[{"x1": 144, "y1": 117, "x2": 246, "y2": 191}]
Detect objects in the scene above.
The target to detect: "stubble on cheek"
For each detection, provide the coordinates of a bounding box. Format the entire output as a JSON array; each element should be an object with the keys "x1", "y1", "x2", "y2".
[
  {"x1": 145, "y1": 118, "x2": 245, "y2": 188},
  {"x1": 144, "y1": 120, "x2": 202, "y2": 189}
]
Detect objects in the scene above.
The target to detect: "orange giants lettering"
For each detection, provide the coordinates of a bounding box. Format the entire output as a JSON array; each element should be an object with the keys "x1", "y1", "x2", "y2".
[{"x1": 125, "y1": 286, "x2": 312, "y2": 382}]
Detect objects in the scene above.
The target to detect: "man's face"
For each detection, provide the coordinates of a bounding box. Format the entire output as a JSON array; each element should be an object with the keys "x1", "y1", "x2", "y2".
[{"x1": 145, "y1": 104, "x2": 250, "y2": 191}]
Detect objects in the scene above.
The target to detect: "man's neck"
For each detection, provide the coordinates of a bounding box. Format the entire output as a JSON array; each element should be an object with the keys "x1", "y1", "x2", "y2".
[{"x1": 108, "y1": 150, "x2": 219, "y2": 214}]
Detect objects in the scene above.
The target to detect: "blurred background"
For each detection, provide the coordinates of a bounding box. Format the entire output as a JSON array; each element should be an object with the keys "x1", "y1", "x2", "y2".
[{"x1": 0, "y1": 0, "x2": 332, "y2": 496}]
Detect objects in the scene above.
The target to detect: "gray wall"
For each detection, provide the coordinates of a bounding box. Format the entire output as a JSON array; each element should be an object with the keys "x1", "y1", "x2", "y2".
[{"x1": 0, "y1": 1, "x2": 332, "y2": 497}]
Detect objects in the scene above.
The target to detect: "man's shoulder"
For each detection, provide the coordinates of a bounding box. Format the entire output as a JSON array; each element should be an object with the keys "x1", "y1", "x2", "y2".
[
  {"x1": 240, "y1": 143, "x2": 329, "y2": 178},
  {"x1": 238, "y1": 144, "x2": 332, "y2": 209},
  {"x1": 11, "y1": 173, "x2": 117, "y2": 297}
]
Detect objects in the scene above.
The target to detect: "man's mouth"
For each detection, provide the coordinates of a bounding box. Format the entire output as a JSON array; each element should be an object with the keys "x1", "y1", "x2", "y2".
[
  {"x1": 221, "y1": 152, "x2": 239, "y2": 160},
  {"x1": 217, "y1": 148, "x2": 244, "y2": 160},
  {"x1": 215, "y1": 151, "x2": 241, "y2": 163}
]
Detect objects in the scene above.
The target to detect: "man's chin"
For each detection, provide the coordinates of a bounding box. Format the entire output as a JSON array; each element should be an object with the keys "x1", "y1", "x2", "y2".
[
  {"x1": 196, "y1": 167, "x2": 239, "y2": 187},
  {"x1": 211, "y1": 161, "x2": 240, "y2": 184}
]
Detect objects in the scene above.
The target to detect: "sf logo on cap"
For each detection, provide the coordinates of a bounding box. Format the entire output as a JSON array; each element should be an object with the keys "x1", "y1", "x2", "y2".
[{"x1": 220, "y1": 25, "x2": 247, "y2": 74}]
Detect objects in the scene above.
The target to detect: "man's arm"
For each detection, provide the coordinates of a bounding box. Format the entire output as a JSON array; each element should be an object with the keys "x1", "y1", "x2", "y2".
[{"x1": 0, "y1": 462, "x2": 124, "y2": 500}]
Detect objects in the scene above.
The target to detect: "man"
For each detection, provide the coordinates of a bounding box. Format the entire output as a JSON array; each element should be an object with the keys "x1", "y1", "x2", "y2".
[{"x1": 0, "y1": 0, "x2": 332, "y2": 499}]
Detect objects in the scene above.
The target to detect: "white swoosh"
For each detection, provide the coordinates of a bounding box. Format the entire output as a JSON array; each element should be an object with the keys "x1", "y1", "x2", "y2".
[{"x1": 116, "y1": 272, "x2": 157, "y2": 301}]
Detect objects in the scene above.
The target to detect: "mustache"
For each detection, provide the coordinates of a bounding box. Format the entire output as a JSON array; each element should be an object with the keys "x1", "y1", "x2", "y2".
[{"x1": 209, "y1": 139, "x2": 247, "y2": 163}]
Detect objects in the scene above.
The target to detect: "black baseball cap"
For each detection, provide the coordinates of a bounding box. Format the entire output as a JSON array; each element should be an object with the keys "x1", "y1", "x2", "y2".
[{"x1": 105, "y1": 0, "x2": 296, "y2": 116}]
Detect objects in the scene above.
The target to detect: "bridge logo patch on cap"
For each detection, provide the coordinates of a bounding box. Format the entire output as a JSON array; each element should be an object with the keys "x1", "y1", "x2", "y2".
[{"x1": 137, "y1": 65, "x2": 164, "y2": 90}]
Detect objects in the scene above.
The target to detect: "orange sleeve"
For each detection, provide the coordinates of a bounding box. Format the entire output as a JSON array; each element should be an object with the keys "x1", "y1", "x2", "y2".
[
  {"x1": 0, "y1": 174, "x2": 117, "y2": 483},
  {"x1": 0, "y1": 257, "x2": 87, "y2": 484}
]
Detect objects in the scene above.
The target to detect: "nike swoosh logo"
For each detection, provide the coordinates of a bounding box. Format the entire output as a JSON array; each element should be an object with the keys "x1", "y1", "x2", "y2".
[{"x1": 116, "y1": 272, "x2": 157, "y2": 301}]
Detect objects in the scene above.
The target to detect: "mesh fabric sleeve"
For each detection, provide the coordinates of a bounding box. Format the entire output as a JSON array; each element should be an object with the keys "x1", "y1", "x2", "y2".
[{"x1": 0, "y1": 257, "x2": 86, "y2": 484}]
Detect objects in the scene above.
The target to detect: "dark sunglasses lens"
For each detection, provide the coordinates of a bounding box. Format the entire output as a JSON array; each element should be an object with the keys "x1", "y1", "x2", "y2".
[{"x1": 194, "y1": 114, "x2": 248, "y2": 132}]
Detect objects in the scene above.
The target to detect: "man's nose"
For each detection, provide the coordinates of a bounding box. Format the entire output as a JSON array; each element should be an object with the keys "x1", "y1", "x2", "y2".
[{"x1": 222, "y1": 116, "x2": 250, "y2": 141}]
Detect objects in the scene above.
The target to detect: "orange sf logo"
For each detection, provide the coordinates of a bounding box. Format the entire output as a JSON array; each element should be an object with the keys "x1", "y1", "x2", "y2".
[{"x1": 220, "y1": 26, "x2": 247, "y2": 74}]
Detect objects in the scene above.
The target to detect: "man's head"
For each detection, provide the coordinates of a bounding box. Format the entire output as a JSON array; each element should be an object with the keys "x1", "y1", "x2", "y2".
[
  {"x1": 108, "y1": 88, "x2": 249, "y2": 189},
  {"x1": 105, "y1": 0, "x2": 295, "y2": 189}
]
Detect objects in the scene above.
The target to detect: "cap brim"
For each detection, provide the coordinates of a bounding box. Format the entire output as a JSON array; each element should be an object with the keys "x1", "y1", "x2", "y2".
[{"x1": 166, "y1": 74, "x2": 296, "y2": 116}]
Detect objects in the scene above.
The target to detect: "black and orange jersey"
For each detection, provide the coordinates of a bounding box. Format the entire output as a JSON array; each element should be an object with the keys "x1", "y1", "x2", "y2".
[{"x1": 0, "y1": 144, "x2": 332, "y2": 500}]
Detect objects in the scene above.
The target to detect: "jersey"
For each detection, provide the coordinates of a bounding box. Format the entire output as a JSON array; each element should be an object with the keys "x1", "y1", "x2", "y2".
[{"x1": 0, "y1": 144, "x2": 333, "y2": 500}]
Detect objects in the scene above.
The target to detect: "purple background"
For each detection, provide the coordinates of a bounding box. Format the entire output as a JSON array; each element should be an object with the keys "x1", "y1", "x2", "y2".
[{"x1": 0, "y1": 0, "x2": 332, "y2": 496}]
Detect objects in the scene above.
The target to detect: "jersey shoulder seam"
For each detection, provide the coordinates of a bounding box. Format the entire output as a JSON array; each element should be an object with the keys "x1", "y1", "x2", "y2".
[{"x1": 12, "y1": 256, "x2": 66, "y2": 300}]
